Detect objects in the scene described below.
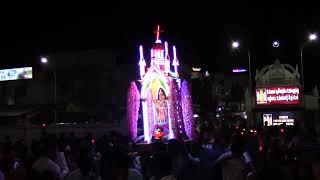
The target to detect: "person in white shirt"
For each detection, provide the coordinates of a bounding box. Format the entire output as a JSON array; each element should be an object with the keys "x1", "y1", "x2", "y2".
[
  {"x1": 32, "y1": 142, "x2": 61, "y2": 179},
  {"x1": 32, "y1": 155, "x2": 61, "y2": 179},
  {"x1": 66, "y1": 150, "x2": 98, "y2": 180},
  {"x1": 128, "y1": 153, "x2": 143, "y2": 180},
  {"x1": 55, "y1": 151, "x2": 69, "y2": 178},
  {"x1": 128, "y1": 168, "x2": 143, "y2": 180},
  {"x1": 214, "y1": 136, "x2": 252, "y2": 180}
]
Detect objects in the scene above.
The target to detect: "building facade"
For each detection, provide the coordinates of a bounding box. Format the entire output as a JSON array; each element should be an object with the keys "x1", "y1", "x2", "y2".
[
  {"x1": 253, "y1": 59, "x2": 319, "y2": 128},
  {"x1": 190, "y1": 67, "x2": 249, "y2": 128},
  {"x1": 0, "y1": 48, "x2": 129, "y2": 125}
]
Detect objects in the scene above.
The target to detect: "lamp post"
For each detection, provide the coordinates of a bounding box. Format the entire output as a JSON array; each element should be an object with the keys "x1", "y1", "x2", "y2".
[
  {"x1": 41, "y1": 57, "x2": 57, "y2": 123},
  {"x1": 272, "y1": 41, "x2": 280, "y2": 48},
  {"x1": 232, "y1": 41, "x2": 253, "y2": 128},
  {"x1": 300, "y1": 33, "x2": 318, "y2": 89}
]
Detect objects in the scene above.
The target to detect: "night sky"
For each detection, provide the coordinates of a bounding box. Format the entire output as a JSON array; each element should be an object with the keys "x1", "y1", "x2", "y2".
[{"x1": 0, "y1": 4, "x2": 319, "y2": 90}]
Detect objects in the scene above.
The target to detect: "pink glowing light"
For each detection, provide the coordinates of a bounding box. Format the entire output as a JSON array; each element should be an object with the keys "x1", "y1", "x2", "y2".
[
  {"x1": 142, "y1": 101, "x2": 150, "y2": 142},
  {"x1": 169, "y1": 79, "x2": 185, "y2": 140},
  {"x1": 232, "y1": 68, "x2": 247, "y2": 73},
  {"x1": 155, "y1": 25, "x2": 162, "y2": 43},
  {"x1": 156, "y1": 25, "x2": 160, "y2": 41},
  {"x1": 146, "y1": 90, "x2": 154, "y2": 141},
  {"x1": 181, "y1": 80, "x2": 194, "y2": 140},
  {"x1": 127, "y1": 81, "x2": 140, "y2": 142}
]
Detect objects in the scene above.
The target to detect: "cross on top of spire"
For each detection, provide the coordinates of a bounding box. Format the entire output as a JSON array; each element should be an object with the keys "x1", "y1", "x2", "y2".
[{"x1": 154, "y1": 25, "x2": 164, "y2": 43}]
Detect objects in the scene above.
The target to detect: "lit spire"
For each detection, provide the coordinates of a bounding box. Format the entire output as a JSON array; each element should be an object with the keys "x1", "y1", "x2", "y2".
[
  {"x1": 156, "y1": 25, "x2": 160, "y2": 41},
  {"x1": 165, "y1": 42, "x2": 170, "y2": 73},
  {"x1": 155, "y1": 25, "x2": 162, "y2": 43},
  {"x1": 139, "y1": 45, "x2": 146, "y2": 78},
  {"x1": 172, "y1": 46, "x2": 179, "y2": 76}
]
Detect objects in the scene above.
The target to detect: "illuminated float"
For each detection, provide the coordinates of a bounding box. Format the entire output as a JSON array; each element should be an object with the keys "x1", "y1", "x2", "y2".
[{"x1": 127, "y1": 26, "x2": 194, "y2": 143}]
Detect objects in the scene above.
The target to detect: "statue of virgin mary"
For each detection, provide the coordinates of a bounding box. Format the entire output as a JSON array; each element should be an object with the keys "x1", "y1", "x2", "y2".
[{"x1": 154, "y1": 89, "x2": 168, "y2": 124}]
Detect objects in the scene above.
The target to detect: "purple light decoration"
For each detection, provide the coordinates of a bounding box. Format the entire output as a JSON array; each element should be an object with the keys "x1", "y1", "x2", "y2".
[
  {"x1": 169, "y1": 80, "x2": 178, "y2": 138},
  {"x1": 127, "y1": 81, "x2": 140, "y2": 142},
  {"x1": 232, "y1": 68, "x2": 247, "y2": 73},
  {"x1": 181, "y1": 80, "x2": 194, "y2": 140},
  {"x1": 146, "y1": 90, "x2": 154, "y2": 140},
  {"x1": 169, "y1": 79, "x2": 185, "y2": 140}
]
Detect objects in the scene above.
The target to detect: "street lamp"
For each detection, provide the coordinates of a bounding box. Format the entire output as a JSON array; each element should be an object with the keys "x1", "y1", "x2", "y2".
[
  {"x1": 231, "y1": 41, "x2": 253, "y2": 127},
  {"x1": 309, "y1": 33, "x2": 317, "y2": 41},
  {"x1": 232, "y1": 41, "x2": 240, "y2": 49},
  {"x1": 40, "y1": 57, "x2": 57, "y2": 123},
  {"x1": 300, "y1": 33, "x2": 318, "y2": 89},
  {"x1": 41, "y1": 57, "x2": 48, "y2": 64},
  {"x1": 272, "y1": 41, "x2": 280, "y2": 48}
]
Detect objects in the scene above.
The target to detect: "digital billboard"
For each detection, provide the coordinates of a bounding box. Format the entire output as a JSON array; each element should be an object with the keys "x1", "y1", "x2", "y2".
[
  {"x1": 263, "y1": 112, "x2": 295, "y2": 126},
  {"x1": 256, "y1": 86, "x2": 300, "y2": 105},
  {"x1": 0, "y1": 67, "x2": 32, "y2": 81}
]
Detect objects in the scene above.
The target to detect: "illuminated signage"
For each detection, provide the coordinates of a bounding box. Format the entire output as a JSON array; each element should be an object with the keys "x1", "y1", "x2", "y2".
[
  {"x1": 273, "y1": 116, "x2": 294, "y2": 126},
  {"x1": 256, "y1": 86, "x2": 300, "y2": 105},
  {"x1": 263, "y1": 112, "x2": 294, "y2": 126},
  {"x1": 0, "y1": 67, "x2": 32, "y2": 81},
  {"x1": 263, "y1": 114, "x2": 273, "y2": 126},
  {"x1": 232, "y1": 68, "x2": 247, "y2": 73},
  {"x1": 192, "y1": 67, "x2": 201, "y2": 72}
]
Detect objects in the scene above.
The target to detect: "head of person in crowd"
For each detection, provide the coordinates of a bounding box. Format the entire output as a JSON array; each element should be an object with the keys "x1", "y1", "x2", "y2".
[
  {"x1": 167, "y1": 139, "x2": 188, "y2": 159},
  {"x1": 167, "y1": 139, "x2": 181, "y2": 156},
  {"x1": 39, "y1": 140, "x2": 58, "y2": 161},
  {"x1": 187, "y1": 140, "x2": 201, "y2": 156},
  {"x1": 151, "y1": 152, "x2": 172, "y2": 179},
  {"x1": 100, "y1": 148, "x2": 129, "y2": 180},
  {"x1": 152, "y1": 140, "x2": 165, "y2": 153},
  {"x1": 230, "y1": 135, "x2": 244, "y2": 156},
  {"x1": 201, "y1": 129, "x2": 211, "y2": 144},
  {"x1": 78, "y1": 149, "x2": 94, "y2": 177}
]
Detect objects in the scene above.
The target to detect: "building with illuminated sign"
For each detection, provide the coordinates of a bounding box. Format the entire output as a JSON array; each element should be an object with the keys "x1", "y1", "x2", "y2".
[
  {"x1": 254, "y1": 59, "x2": 319, "y2": 127},
  {"x1": 0, "y1": 48, "x2": 127, "y2": 126},
  {"x1": 127, "y1": 26, "x2": 194, "y2": 143},
  {"x1": 0, "y1": 67, "x2": 32, "y2": 82},
  {"x1": 189, "y1": 66, "x2": 250, "y2": 126}
]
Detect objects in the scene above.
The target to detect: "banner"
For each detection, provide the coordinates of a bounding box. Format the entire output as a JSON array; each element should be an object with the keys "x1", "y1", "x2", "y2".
[
  {"x1": 0, "y1": 67, "x2": 32, "y2": 81},
  {"x1": 263, "y1": 112, "x2": 295, "y2": 126},
  {"x1": 256, "y1": 86, "x2": 300, "y2": 105}
]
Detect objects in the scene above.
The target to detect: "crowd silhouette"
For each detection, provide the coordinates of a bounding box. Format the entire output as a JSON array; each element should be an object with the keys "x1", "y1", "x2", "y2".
[{"x1": 0, "y1": 121, "x2": 319, "y2": 180}]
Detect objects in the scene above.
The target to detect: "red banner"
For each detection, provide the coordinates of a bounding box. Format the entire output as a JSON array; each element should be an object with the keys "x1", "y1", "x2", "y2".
[{"x1": 256, "y1": 86, "x2": 300, "y2": 105}]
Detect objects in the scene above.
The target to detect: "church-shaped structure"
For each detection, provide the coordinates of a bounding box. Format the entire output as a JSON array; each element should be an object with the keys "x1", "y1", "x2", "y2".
[{"x1": 127, "y1": 26, "x2": 194, "y2": 143}]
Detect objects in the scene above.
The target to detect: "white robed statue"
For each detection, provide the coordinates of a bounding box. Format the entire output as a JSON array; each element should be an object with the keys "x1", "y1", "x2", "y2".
[{"x1": 154, "y1": 89, "x2": 168, "y2": 124}]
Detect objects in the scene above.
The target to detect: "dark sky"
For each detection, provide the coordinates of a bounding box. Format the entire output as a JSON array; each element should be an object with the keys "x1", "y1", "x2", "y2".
[{"x1": 0, "y1": 4, "x2": 319, "y2": 89}]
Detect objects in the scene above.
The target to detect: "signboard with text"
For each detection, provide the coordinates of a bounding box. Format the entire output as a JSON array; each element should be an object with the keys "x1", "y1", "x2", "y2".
[
  {"x1": 263, "y1": 112, "x2": 295, "y2": 126},
  {"x1": 256, "y1": 86, "x2": 300, "y2": 105},
  {"x1": 0, "y1": 67, "x2": 32, "y2": 81}
]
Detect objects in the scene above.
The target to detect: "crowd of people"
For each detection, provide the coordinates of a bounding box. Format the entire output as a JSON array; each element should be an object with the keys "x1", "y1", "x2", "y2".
[{"x1": 0, "y1": 122, "x2": 320, "y2": 180}]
